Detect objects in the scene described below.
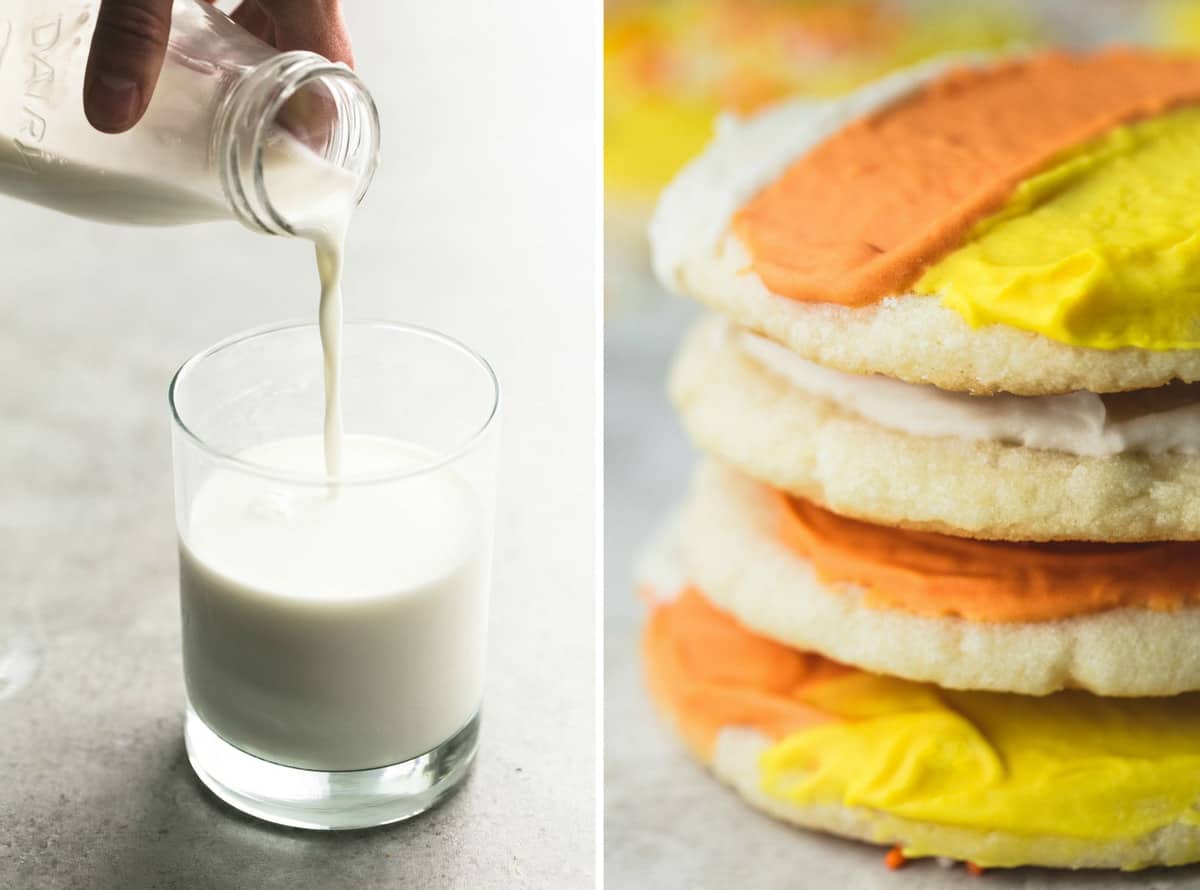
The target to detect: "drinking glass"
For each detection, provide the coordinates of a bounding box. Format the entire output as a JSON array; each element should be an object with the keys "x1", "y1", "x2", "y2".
[{"x1": 169, "y1": 321, "x2": 500, "y2": 829}]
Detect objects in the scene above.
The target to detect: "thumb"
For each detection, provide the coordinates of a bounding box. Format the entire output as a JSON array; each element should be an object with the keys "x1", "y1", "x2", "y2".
[{"x1": 84, "y1": 0, "x2": 174, "y2": 133}]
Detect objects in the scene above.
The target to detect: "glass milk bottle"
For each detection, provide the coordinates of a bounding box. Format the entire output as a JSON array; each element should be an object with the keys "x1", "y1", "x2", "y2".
[{"x1": 0, "y1": 0, "x2": 378, "y2": 231}]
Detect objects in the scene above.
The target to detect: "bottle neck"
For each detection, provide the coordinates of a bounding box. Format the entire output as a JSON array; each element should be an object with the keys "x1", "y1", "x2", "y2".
[{"x1": 213, "y1": 52, "x2": 380, "y2": 236}]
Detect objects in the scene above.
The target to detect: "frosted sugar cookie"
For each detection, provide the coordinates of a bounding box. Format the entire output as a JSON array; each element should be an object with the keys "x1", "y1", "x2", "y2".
[
  {"x1": 675, "y1": 461, "x2": 1200, "y2": 696},
  {"x1": 669, "y1": 315, "x2": 1200, "y2": 541},
  {"x1": 652, "y1": 50, "x2": 1200, "y2": 394},
  {"x1": 643, "y1": 582, "x2": 1200, "y2": 870}
]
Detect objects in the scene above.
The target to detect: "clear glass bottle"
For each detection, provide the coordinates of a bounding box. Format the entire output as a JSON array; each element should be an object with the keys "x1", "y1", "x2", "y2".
[{"x1": 0, "y1": 0, "x2": 379, "y2": 232}]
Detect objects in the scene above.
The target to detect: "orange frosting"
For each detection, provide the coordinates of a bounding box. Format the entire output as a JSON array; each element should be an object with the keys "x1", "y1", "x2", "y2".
[
  {"x1": 732, "y1": 49, "x2": 1200, "y2": 305},
  {"x1": 644, "y1": 588, "x2": 845, "y2": 758},
  {"x1": 775, "y1": 491, "x2": 1200, "y2": 622}
]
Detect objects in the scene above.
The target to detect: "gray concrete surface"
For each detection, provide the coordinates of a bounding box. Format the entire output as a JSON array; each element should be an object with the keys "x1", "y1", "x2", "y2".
[
  {"x1": 603, "y1": 299, "x2": 1200, "y2": 890},
  {"x1": 0, "y1": 4, "x2": 596, "y2": 888}
]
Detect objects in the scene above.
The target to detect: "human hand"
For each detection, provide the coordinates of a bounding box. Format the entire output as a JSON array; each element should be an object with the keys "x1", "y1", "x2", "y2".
[{"x1": 84, "y1": 0, "x2": 354, "y2": 134}]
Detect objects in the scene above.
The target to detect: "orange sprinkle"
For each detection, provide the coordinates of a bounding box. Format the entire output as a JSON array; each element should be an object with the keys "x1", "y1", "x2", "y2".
[
  {"x1": 884, "y1": 847, "x2": 908, "y2": 870},
  {"x1": 966, "y1": 862, "x2": 986, "y2": 876}
]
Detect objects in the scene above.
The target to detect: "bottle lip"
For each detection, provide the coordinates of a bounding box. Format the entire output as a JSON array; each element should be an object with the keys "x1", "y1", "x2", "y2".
[{"x1": 215, "y1": 51, "x2": 381, "y2": 236}]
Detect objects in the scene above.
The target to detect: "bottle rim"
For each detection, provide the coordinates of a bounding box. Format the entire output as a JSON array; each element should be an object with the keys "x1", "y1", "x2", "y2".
[{"x1": 214, "y1": 51, "x2": 381, "y2": 236}]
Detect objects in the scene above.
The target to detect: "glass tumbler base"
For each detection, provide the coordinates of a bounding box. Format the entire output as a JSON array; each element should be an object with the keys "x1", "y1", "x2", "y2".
[{"x1": 184, "y1": 704, "x2": 479, "y2": 830}]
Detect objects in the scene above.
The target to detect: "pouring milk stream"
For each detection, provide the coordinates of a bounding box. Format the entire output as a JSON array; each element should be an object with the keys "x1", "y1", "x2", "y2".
[{"x1": 260, "y1": 136, "x2": 359, "y2": 479}]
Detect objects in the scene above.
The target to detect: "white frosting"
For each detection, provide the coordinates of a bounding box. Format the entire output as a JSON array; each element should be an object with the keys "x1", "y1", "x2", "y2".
[
  {"x1": 736, "y1": 327, "x2": 1200, "y2": 457},
  {"x1": 648, "y1": 53, "x2": 990, "y2": 293}
]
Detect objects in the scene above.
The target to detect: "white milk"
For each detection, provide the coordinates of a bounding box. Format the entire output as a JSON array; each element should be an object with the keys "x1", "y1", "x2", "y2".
[
  {"x1": 0, "y1": 141, "x2": 229, "y2": 223},
  {"x1": 180, "y1": 435, "x2": 488, "y2": 771}
]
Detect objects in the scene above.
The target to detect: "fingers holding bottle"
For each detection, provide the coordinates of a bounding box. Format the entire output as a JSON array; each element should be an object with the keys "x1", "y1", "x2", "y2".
[
  {"x1": 82, "y1": 0, "x2": 354, "y2": 136},
  {"x1": 84, "y1": 0, "x2": 174, "y2": 133}
]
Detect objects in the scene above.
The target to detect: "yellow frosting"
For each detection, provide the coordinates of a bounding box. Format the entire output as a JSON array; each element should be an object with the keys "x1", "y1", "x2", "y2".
[
  {"x1": 917, "y1": 106, "x2": 1200, "y2": 350},
  {"x1": 760, "y1": 671, "x2": 1200, "y2": 866},
  {"x1": 650, "y1": 589, "x2": 1200, "y2": 868}
]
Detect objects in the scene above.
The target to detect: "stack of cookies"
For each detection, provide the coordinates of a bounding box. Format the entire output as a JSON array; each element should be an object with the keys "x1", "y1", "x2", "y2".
[{"x1": 642, "y1": 48, "x2": 1200, "y2": 871}]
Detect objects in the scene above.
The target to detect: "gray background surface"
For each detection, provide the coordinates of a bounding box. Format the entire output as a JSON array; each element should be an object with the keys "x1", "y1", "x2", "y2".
[
  {"x1": 0, "y1": 3, "x2": 596, "y2": 888},
  {"x1": 603, "y1": 301, "x2": 1200, "y2": 890}
]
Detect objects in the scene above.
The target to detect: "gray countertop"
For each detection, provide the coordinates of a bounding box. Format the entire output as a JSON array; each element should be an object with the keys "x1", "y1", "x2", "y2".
[
  {"x1": 603, "y1": 297, "x2": 1200, "y2": 890},
  {"x1": 0, "y1": 4, "x2": 595, "y2": 888}
]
